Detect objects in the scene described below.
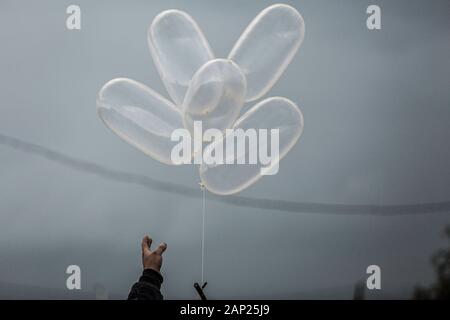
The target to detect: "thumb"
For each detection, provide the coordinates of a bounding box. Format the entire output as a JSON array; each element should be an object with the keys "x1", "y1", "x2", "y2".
[{"x1": 154, "y1": 242, "x2": 167, "y2": 255}]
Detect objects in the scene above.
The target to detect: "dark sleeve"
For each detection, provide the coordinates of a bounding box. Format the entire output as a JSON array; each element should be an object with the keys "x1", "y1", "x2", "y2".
[{"x1": 127, "y1": 269, "x2": 164, "y2": 300}]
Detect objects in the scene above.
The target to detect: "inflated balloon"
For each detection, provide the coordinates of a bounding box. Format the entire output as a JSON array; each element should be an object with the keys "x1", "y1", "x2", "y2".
[
  {"x1": 97, "y1": 78, "x2": 183, "y2": 165},
  {"x1": 182, "y1": 59, "x2": 246, "y2": 135},
  {"x1": 148, "y1": 10, "x2": 214, "y2": 107},
  {"x1": 199, "y1": 97, "x2": 304, "y2": 195},
  {"x1": 228, "y1": 4, "x2": 305, "y2": 102},
  {"x1": 98, "y1": 4, "x2": 307, "y2": 195}
]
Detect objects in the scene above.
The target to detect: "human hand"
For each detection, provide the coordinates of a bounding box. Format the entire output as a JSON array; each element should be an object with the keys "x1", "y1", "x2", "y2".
[{"x1": 141, "y1": 235, "x2": 167, "y2": 273}]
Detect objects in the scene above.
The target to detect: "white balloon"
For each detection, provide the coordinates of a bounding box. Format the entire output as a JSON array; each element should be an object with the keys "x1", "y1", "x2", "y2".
[
  {"x1": 148, "y1": 10, "x2": 214, "y2": 107},
  {"x1": 228, "y1": 4, "x2": 305, "y2": 102},
  {"x1": 182, "y1": 59, "x2": 246, "y2": 135},
  {"x1": 97, "y1": 78, "x2": 183, "y2": 165},
  {"x1": 199, "y1": 97, "x2": 304, "y2": 195}
]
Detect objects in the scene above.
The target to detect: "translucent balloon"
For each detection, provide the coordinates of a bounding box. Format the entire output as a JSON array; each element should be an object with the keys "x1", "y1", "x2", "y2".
[
  {"x1": 228, "y1": 4, "x2": 305, "y2": 102},
  {"x1": 97, "y1": 78, "x2": 184, "y2": 165},
  {"x1": 148, "y1": 10, "x2": 214, "y2": 107},
  {"x1": 199, "y1": 97, "x2": 304, "y2": 195},
  {"x1": 182, "y1": 59, "x2": 246, "y2": 135}
]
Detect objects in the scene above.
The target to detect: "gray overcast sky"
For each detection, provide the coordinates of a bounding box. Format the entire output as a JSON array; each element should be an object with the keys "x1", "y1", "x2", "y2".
[{"x1": 0, "y1": 0, "x2": 449, "y2": 299}]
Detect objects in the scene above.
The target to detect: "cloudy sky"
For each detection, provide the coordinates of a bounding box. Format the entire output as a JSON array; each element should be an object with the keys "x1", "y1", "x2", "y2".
[{"x1": 0, "y1": 0, "x2": 449, "y2": 299}]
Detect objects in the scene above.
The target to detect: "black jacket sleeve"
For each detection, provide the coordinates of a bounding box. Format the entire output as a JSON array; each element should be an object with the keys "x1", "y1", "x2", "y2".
[{"x1": 127, "y1": 268, "x2": 164, "y2": 300}]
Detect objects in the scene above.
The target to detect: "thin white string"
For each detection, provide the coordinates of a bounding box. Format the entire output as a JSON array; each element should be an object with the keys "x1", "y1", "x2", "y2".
[{"x1": 201, "y1": 187, "x2": 206, "y2": 285}]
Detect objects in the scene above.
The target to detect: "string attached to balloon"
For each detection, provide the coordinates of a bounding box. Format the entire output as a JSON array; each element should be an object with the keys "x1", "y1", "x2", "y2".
[
  {"x1": 194, "y1": 182, "x2": 208, "y2": 300},
  {"x1": 201, "y1": 182, "x2": 206, "y2": 286}
]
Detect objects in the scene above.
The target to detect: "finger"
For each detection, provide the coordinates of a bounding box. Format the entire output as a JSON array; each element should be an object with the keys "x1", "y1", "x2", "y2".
[
  {"x1": 141, "y1": 235, "x2": 152, "y2": 254},
  {"x1": 154, "y1": 242, "x2": 167, "y2": 255}
]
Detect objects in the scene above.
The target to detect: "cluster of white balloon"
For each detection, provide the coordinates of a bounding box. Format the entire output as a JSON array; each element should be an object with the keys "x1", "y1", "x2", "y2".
[{"x1": 97, "y1": 4, "x2": 306, "y2": 195}]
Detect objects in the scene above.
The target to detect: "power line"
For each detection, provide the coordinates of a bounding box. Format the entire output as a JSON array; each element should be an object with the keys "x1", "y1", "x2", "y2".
[{"x1": 1, "y1": 132, "x2": 449, "y2": 216}]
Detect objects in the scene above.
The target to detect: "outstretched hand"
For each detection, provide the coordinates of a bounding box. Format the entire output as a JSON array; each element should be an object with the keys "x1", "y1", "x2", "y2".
[{"x1": 141, "y1": 235, "x2": 167, "y2": 273}]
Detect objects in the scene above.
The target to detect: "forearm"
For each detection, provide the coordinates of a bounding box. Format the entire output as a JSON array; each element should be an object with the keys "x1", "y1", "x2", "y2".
[{"x1": 127, "y1": 269, "x2": 164, "y2": 300}]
